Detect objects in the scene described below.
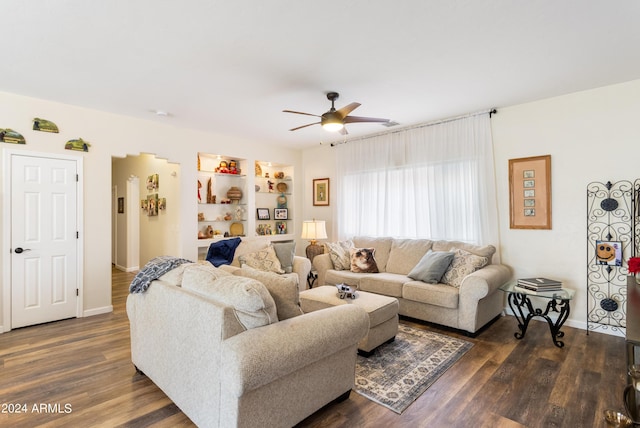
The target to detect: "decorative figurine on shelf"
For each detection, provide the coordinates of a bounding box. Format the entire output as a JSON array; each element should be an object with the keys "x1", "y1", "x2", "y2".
[
  {"x1": 197, "y1": 180, "x2": 202, "y2": 203},
  {"x1": 207, "y1": 178, "x2": 215, "y2": 204},
  {"x1": 264, "y1": 172, "x2": 270, "y2": 178},
  {"x1": 268, "y1": 180, "x2": 274, "y2": 192},
  {"x1": 234, "y1": 206, "x2": 245, "y2": 220},
  {"x1": 206, "y1": 225, "x2": 214, "y2": 238},
  {"x1": 277, "y1": 193, "x2": 287, "y2": 208},
  {"x1": 216, "y1": 160, "x2": 230, "y2": 174},
  {"x1": 229, "y1": 160, "x2": 239, "y2": 174},
  {"x1": 227, "y1": 186, "x2": 243, "y2": 203},
  {"x1": 224, "y1": 212, "x2": 232, "y2": 221},
  {"x1": 198, "y1": 212, "x2": 205, "y2": 221}
]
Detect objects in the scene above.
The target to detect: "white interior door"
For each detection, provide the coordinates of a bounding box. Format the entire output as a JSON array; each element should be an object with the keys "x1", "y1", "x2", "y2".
[{"x1": 11, "y1": 154, "x2": 79, "y2": 328}]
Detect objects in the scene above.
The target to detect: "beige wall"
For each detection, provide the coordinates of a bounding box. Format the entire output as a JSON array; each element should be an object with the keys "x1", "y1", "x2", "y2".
[
  {"x1": 300, "y1": 78, "x2": 640, "y2": 331},
  {"x1": 1, "y1": 91, "x2": 302, "y2": 330},
  {"x1": 112, "y1": 154, "x2": 182, "y2": 270}
]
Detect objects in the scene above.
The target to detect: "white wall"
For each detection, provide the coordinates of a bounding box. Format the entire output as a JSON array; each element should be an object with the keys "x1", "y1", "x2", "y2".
[
  {"x1": 300, "y1": 78, "x2": 640, "y2": 331},
  {"x1": 0, "y1": 91, "x2": 302, "y2": 328},
  {"x1": 492, "y1": 78, "x2": 640, "y2": 331}
]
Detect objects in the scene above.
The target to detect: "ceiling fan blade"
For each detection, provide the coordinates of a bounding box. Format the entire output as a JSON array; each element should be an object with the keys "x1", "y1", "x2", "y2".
[
  {"x1": 336, "y1": 102, "x2": 361, "y2": 118},
  {"x1": 344, "y1": 115, "x2": 390, "y2": 124},
  {"x1": 289, "y1": 122, "x2": 321, "y2": 131},
  {"x1": 283, "y1": 109, "x2": 321, "y2": 117}
]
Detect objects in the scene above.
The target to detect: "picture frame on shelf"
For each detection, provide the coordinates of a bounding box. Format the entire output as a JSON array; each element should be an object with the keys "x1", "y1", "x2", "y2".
[
  {"x1": 313, "y1": 178, "x2": 330, "y2": 206},
  {"x1": 257, "y1": 208, "x2": 270, "y2": 220},
  {"x1": 274, "y1": 208, "x2": 288, "y2": 220},
  {"x1": 275, "y1": 221, "x2": 287, "y2": 234},
  {"x1": 508, "y1": 155, "x2": 551, "y2": 229}
]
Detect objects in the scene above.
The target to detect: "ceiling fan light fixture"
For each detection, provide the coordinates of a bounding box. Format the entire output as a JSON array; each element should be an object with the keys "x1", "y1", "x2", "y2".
[{"x1": 322, "y1": 121, "x2": 344, "y2": 132}]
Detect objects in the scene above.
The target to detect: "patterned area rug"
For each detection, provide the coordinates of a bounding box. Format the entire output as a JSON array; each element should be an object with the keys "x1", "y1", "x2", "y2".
[{"x1": 355, "y1": 324, "x2": 473, "y2": 414}]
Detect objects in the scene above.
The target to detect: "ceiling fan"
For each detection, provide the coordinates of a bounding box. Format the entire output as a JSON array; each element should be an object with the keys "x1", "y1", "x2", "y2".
[{"x1": 283, "y1": 92, "x2": 390, "y2": 135}]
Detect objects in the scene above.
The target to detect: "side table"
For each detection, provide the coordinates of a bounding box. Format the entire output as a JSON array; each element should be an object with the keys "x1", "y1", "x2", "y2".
[
  {"x1": 500, "y1": 282, "x2": 575, "y2": 348},
  {"x1": 307, "y1": 270, "x2": 318, "y2": 288}
]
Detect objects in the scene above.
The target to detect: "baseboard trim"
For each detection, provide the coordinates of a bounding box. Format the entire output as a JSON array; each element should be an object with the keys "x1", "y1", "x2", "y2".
[
  {"x1": 83, "y1": 305, "x2": 113, "y2": 317},
  {"x1": 114, "y1": 264, "x2": 139, "y2": 273}
]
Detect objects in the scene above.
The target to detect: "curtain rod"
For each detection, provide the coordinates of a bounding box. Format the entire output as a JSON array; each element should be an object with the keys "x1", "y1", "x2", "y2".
[{"x1": 326, "y1": 108, "x2": 497, "y2": 147}]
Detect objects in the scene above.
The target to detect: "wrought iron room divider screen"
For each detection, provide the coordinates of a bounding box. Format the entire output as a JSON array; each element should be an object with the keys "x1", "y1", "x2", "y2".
[{"x1": 586, "y1": 179, "x2": 640, "y2": 335}]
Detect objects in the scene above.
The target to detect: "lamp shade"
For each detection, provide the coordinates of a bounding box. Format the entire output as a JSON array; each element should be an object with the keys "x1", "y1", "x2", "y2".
[{"x1": 301, "y1": 220, "x2": 328, "y2": 241}]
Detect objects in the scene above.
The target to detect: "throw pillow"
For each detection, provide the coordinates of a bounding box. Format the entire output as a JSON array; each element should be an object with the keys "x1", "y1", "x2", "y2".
[
  {"x1": 239, "y1": 244, "x2": 285, "y2": 274},
  {"x1": 349, "y1": 247, "x2": 379, "y2": 273},
  {"x1": 324, "y1": 240, "x2": 353, "y2": 270},
  {"x1": 235, "y1": 266, "x2": 303, "y2": 320},
  {"x1": 182, "y1": 275, "x2": 278, "y2": 330},
  {"x1": 441, "y1": 248, "x2": 490, "y2": 288},
  {"x1": 206, "y1": 237, "x2": 242, "y2": 267},
  {"x1": 271, "y1": 240, "x2": 296, "y2": 274},
  {"x1": 407, "y1": 250, "x2": 455, "y2": 284}
]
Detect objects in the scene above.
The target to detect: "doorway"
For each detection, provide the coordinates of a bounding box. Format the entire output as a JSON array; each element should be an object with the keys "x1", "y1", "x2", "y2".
[{"x1": 2, "y1": 149, "x2": 83, "y2": 330}]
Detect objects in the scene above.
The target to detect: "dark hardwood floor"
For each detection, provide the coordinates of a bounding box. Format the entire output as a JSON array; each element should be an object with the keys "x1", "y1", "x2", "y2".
[{"x1": 0, "y1": 267, "x2": 628, "y2": 427}]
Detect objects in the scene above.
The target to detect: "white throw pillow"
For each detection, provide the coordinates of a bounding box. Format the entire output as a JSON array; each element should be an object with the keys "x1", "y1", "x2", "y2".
[
  {"x1": 238, "y1": 244, "x2": 285, "y2": 274},
  {"x1": 324, "y1": 240, "x2": 353, "y2": 270},
  {"x1": 441, "y1": 248, "x2": 489, "y2": 288}
]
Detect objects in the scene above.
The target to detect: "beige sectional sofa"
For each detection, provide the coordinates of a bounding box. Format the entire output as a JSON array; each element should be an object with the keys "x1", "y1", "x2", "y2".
[
  {"x1": 313, "y1": 236, "x2": 512, "y2": 334},
  {"x1": 127, "y1": 262, "x2": 369, "y2": 428}
]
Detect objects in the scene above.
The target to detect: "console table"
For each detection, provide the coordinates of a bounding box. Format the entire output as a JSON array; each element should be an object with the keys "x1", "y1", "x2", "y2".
[
  {"x1": 500, "y1": 282, "x2": 575, "y2": 348},
  {"x1": 628, "y1": 276, "x2": 640, "y2": 382}
]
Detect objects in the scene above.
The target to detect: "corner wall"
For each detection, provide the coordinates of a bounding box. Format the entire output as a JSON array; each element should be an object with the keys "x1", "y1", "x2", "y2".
[{"x1": 0, "y1": 91, "x2": 302, "y2": 327}]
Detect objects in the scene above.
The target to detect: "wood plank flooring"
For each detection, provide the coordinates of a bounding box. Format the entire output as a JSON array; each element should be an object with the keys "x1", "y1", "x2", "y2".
[{"x1": 0, "y1": 268, "x2": 628, "y2": 427}]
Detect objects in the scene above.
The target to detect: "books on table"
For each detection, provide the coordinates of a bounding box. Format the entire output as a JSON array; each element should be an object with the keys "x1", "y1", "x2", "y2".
[
  {"x1": 514, "y1": 285, "x2": 563, "y2": 295},
  {"x1": 516, "y1": 277, "x2": 563, "y2": 292}
]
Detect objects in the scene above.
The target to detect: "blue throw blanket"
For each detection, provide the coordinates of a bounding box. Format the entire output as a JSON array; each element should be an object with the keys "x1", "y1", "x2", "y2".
[{"x1": 129, "y1": 256, "x2": 193, "y2": 293}]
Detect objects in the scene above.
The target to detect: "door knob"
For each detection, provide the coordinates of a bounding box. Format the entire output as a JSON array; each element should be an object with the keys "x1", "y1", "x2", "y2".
[{"x1": 14, "y1": 247, "x2": 31, "y2": 254}]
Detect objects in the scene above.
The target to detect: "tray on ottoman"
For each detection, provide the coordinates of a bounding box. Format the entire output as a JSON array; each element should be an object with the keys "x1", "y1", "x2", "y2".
[{"x1": 300, "y1": 285, "x2": 399, "y2": 356}]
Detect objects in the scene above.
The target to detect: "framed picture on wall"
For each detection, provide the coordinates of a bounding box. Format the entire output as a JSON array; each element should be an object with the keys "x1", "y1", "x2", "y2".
[
  {"x1": 509, "y1": 155, "x2": 551, "y2": 229},
  {"x1": 147, "y1": 193, "x2": 158, "y2": 216},
  {"x1": 313, "y1": 178, "x2": 330, "y2": 206}
]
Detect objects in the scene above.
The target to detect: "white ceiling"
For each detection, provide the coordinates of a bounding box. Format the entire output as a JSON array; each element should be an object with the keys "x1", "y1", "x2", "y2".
[{"x1": 2, "y1": 1, "x2": 640, "y2": 149}]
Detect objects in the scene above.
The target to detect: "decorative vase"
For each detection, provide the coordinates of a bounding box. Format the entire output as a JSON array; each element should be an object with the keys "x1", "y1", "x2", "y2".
[{"x1": 227, "y1": 186, "x2": 243, "y2": 203}]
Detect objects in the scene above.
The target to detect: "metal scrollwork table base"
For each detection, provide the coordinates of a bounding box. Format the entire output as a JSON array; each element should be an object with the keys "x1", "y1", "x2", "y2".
[{"x1": 500, "y1": 282, "x2": 575, "y2": 348}]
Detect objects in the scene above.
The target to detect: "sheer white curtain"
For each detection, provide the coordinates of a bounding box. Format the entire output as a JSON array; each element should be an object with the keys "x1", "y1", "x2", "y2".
[{"x1": 334, "y1": 113, "x2": 499, "y2": 249}]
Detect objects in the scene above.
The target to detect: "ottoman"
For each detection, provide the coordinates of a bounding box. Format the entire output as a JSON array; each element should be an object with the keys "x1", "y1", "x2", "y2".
[{"x1": 300, "y1": 285, "x2": 399, "y2": 356}]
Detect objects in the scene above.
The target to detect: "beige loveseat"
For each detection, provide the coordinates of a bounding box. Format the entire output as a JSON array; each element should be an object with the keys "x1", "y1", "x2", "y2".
[
  {"x1": 313, "y1": 236, "x2": 512, "y2": 334},
  {"x1": 127, "y1": 262, "x2": 369, "y2": 428}
]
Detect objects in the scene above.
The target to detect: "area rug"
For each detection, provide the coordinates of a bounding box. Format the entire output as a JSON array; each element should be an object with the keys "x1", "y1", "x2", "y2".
[{"x1": 354, "y1": 324, "x2": 473, "y2": 414}]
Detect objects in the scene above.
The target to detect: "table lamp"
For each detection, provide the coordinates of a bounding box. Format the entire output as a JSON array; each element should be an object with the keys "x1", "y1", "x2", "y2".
[{"x1": 301, "y1": 219, "x2": 328, "y2": 262}]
